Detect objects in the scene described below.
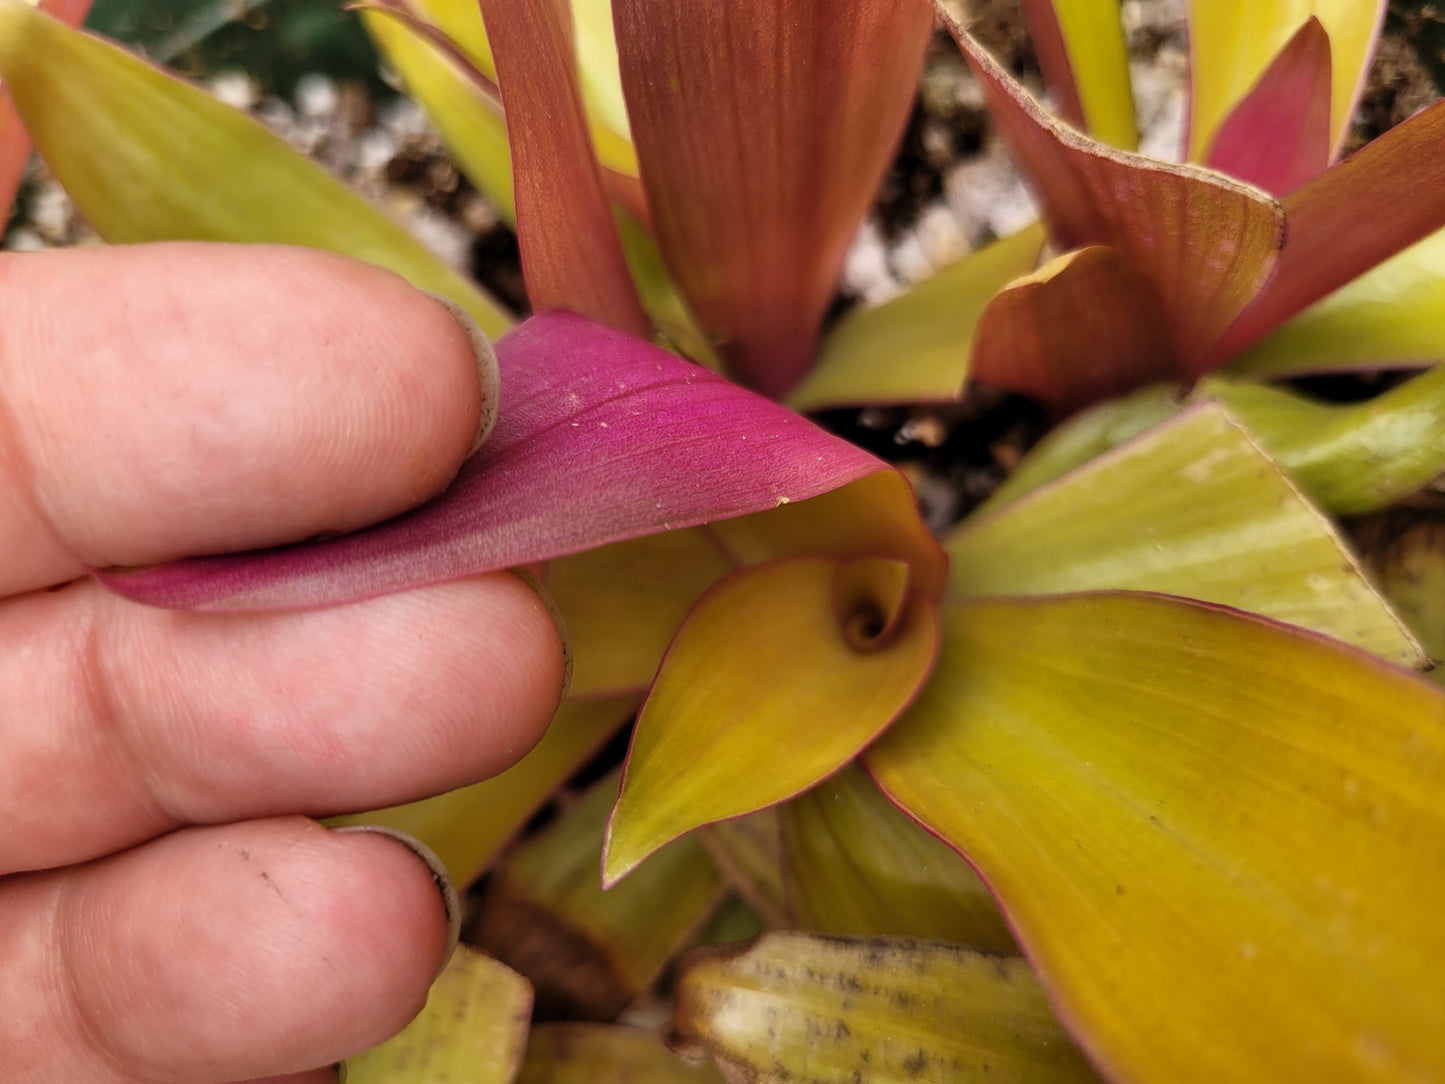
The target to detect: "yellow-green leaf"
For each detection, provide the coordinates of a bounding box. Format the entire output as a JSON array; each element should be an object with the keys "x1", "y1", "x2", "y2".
[
  {"x1": 604, "y1": 556, "x2": 940, "y2": 884},
  {"x1": 548, "y1": 529, "x2": 735, "y2": 698},
  {"x1": 672, "y1": 932, "x2": 1102, "y2": 1083},
  {"x1": 974, "y1": 384, "x2": 1183, "y2": 515},
  {"x1": 345, "y1": 946, "x2": 532, "y2": 1083},
  {"x1": 867, "y1": 592, "x2": 1445, "y2": 1083},
  {"x1": 781, "y1": 763, "x2": 1016, "y2": 952},
  {"x1": 1020, "y1": 0, "x2": 1136, "y2": 149},
  {"x1": 699, "y1": 811, "x2": 790, "y2": 927},
  {"x1": 1187, "y1": 0, "x2": 1385, "y2": 160},
  {"x1": 1228, "y1": 226, "x2": 1445, "y2": 379},
  {"x1": 1203, "y1": 368, "x2": 1445, "y2": 515},
  {"x1": 708, "y1": 471, "x2": 948, "y2": 602},
  {"x1": 945, "y1": 402, "x2": 1424, "y2": 666},
  {"x1": 1360, "y1": 517, "x2": 1445, "y2": 674},
  {"x1": 475, "y1": 768, "x2": 727, "y2": 1020},
  {"x1": 517, "y1": 1024, "x2": 726, "y2": 1084},
  {"x1": 789, "y1": 224, "x2": 1045, "y2": 412},
  {"x1": 362, "y1": 6, "x2": 516, "y2": 225},
  {"x1": 0, "y1": 0, "x2": 511, "y2": 337},
  {"x1": 329, "y1": 695, "x2": 636, "y2": 885}
]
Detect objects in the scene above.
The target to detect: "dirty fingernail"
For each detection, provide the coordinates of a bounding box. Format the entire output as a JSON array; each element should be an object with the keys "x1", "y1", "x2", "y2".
[
  {"x1": 332, "y1": 824, "x2": 460, "y2": 979},
  {"x1": 423, "y1": 292, "x2": 500, "y2": 456},
  {"x1": 510, "y1": 567, "x2": 572, "y2": 702}
]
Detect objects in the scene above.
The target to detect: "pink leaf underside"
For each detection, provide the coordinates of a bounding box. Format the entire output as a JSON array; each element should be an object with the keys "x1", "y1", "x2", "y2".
[
  {"x1": 612, "y1": 0, "x2": 935, "y2": 399},
  {"x1": 1211, "y1": 93, "x2": 1445, "y2": 364},
  {"x1": 0, "y1": 0, "x2": 93, "y2": 218},
  {"x1": 938, "y1": 9, "x2": 1285, "y2": 377},
  {"x1": 479, "y1": 0, "x2": 649, "y2": 337},
  {"x1": 970, "y1": 245, "x2": 1174, "y2": 414},
  {"x1": 101, "y1": 311, "x2": 888, "y2": 612},
  {"x1": 1204, "y1": 16, "x2": 1331, "y2": 196},
  {"x1": 1017, "y1": 0, "x2": 1086, "y2": 131}
]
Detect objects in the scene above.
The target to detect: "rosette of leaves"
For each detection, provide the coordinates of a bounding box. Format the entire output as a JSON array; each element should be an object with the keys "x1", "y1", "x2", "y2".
[{"x1": 4, "y1": 0, "x2": 1445, "y2": 1080}]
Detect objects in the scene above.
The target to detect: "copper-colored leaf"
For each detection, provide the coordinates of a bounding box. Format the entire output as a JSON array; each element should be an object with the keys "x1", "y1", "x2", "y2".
[
  {"x1": 603, "y1": 557, "x2": 940, "y2": 884},
  {"x1": 672, "y1": 932, "x2": 1101, "y2": 1083},
  {"x1": 479, "y1": 0, "x2": 648, "y2": 336},
  {"x1": 1204, "y1": 16, "x2": 1331, "y2": 195},
  {"x1": 940, "y1": 10, "x2": 1286, "y2": 376},
  {"x1": 868, "y1": 593, "x2": 1445, "y2": 1082},
  {"x1": 1212, "y1": 96, "x2": 1445, "y2": 364},
  {"x1": 971, "y1": 245, "x2": 1174, "y2": 413},
  {"x1": 613, "y1": 0, "x2": 934, "y2": 397}
]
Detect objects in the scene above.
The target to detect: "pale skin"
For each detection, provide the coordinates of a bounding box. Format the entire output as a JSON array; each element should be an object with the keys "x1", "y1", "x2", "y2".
[{"x1": 0, "y1": 242, "x2": 568, "y2": 1083}]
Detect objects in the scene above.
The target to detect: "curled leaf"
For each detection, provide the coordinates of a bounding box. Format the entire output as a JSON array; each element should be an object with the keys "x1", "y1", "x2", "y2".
[{"x1": 604, "y1": 556, "x2": 940, "y2": 885}]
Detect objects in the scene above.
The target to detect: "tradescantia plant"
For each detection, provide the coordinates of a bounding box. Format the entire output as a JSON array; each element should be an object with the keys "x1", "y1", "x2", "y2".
[{"x1": 4, "y1": 0, "x2": 1445, "y2": 1079}]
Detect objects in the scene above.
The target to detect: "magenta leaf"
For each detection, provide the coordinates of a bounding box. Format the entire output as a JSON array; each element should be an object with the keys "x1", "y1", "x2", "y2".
[
  {"x1": 1204, "y1": 16, "x2": 1332, "y2": 196},
  {"x1": 103, "y1": 312, "x2": 889, "y2": 612}
]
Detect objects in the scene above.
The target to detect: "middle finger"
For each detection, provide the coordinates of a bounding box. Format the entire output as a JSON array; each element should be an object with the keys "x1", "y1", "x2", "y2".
[{"x1": 0, "y1": 574, "x2": 564, "y2": 875}]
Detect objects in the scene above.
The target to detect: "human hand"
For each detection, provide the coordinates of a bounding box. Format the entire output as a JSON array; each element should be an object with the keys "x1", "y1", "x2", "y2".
[{"x1": 0, "y1": 243, "x2": 566, "y2": 1083}]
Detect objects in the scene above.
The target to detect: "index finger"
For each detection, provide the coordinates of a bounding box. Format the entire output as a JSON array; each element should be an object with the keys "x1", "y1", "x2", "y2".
[{"x1": 0, "y1": 242, "x2": 494, "y2": 595}]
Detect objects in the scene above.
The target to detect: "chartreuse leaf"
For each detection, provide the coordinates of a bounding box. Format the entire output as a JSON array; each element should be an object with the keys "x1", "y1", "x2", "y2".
[
  {"x1": 939, "y1": 8, "x2": 1286, "y2": 378},
  {"x1": 107, "y1": 313, "x2": 889, "y2": 612},
  {"x1": 517, "y1": 1024, "x2": 726, "y2": 1084},
  {"x1": 548, "y1": 529, "x2": 735, "y2": 698},
  {"x1": 789, "y1": 224, "x2": 1045, "y2": 412},
  {"x1": 345, "y1": 946, "x2": 532, "y2": 1083},
  {"x1": 867, "y1": 593, "x2": 1445, "y2": 1083},
  {"x1": 1203, "y1": 369, "x2": 1445, "y2": 515},
  {"x1": 945, "y1": 402, "x2": 1424, "y2": 666},
  {"x1": 603, "y1": 556, "x2": 940, "y2": 885},
  {"x1": 1228, "y1": 227, "x2": 1445, "y2": 379},
  {"x1": 613, "y1": 0, "x2": 934, "y2": 397},
  {"x1": 1210, "y1": 97, "x2": 1445, "y2": 366},
  {"x1": 698, "y1": 811, "x2": 790, "y2": 927},
  {"x1": 780, "y1": 763, "x2": 1016, "y2": 953},
  {"x1": 1187, "y1": 0, "x2": 1384, "y2": 161},
  {"x1": 672, "y1": 932, "x2": 1101, "y2": 1083},
  {"x1": 480, "y1": 0, "x2": 649, "y2": 336},
  {"x1": 970, "y1": 245, "x2": 1174, "y2": 413},
  {"x1": 1016, "y1": 0, "x2": 1136, "y2": 149},
  {"x1": 1203, "y1": 17, "x2": 1331, "y2": 195},
  {"x1": 361, "y1": 7, "x2": 516, "y2": 225},
  {"x1": 0, "y1": 0, "x2": 511, "y2": 337},
  {"x1": 474, "y1": 769, "x2": 728, "y2": 1020},
  {"x1": 329, "y1": 695, "x2": 636, "y2": 886},
  {"x1": 975, "y1": 384, "x2": 1182, "y2": 515}
]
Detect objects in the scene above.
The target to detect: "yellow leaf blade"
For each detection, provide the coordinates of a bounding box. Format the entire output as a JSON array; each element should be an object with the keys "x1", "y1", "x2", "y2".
[
  {"x1": 603, "y1": 557, "x2": 940, "y2": 884},
  {"x1": 867, "y1": 592, "x2": 1445, "y2": 1083}
]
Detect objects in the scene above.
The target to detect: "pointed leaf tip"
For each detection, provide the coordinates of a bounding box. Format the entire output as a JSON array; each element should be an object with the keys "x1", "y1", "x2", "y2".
[
  {"x1": 603, "y1": 556, "x2": 940, "y2": 885},
  {"x1": 1204, "y1": 16, "x2": 1332, "y2": 195},
  {"x1": 103, "y1": 312, "x2": 888, "y2": 612}
]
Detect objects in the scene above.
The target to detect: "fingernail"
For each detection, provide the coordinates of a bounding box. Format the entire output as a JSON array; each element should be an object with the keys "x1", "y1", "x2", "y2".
[
  {"x1": 332, "y1": 825, "x2": 460, "y2": 980},
  {"x1": 511, "y1": 567, "x2": 573, "y2": 702},
  {"x1": 423, "y1": 292, "x2": 500, "y2": 456}
]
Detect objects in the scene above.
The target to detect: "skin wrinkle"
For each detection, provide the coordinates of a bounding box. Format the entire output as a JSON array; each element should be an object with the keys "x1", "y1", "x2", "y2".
[{"x1": 49, "y1": 876, "x2": 132, "y2": 1083}]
